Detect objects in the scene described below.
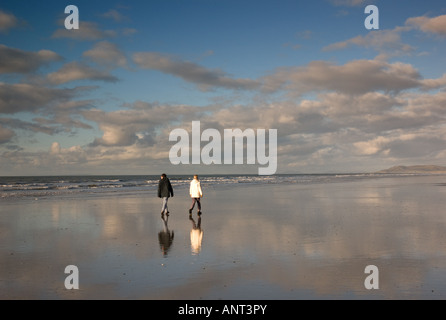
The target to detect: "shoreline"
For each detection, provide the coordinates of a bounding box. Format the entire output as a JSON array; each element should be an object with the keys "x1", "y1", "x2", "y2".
[
  {"x1": 1, "y1": 174, "x2": 446, "y2": 299},
  {"x1": 2, "y1": 172, "x2": 445, "y2": 201}
]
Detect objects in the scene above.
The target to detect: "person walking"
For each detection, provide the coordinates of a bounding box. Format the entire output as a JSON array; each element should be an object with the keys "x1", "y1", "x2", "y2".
[
  {"x1": 189, "y1": 175, "x2": 203, "y2": 215},
  {"x1": 158, "y1": 173, "x2": 174, "y2": 216}
]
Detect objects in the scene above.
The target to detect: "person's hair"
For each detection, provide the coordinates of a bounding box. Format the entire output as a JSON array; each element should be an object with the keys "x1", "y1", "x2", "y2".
[
  {"x1": 161, "y1": 173, "x2": 167, "y2": 178},
  {"x1": 194, "y1": 175, "x2": 198, "y2": 179}
]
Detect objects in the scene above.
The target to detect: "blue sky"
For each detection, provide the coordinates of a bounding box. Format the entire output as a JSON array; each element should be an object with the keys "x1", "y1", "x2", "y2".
[{"x1": 1, "y1": 0, "x2": 446, "y2": 175}]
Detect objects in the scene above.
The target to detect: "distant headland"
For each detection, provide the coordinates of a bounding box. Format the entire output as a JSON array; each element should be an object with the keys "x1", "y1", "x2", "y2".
[{"x1": 376, "y1": 165, "x2": 446, "y2": 174}]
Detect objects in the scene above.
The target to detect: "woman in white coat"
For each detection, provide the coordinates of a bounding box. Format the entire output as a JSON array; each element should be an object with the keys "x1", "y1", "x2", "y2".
[{"x1": 189, "y1": 175, "x2": 203, "y2": 215}]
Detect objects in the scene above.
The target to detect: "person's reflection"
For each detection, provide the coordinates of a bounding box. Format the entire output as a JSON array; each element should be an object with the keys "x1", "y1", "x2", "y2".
[
  {"x1": 158, "y1": 213, "x2": 174, "y2": 257},
  {"x1": 190, "y1": 214, "x2": 203, "y2": 255}
]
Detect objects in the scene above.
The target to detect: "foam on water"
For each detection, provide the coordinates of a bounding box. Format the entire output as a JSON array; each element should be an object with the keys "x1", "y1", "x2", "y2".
[{"x1": 0, "y1": 173, "x2": 427, "y2": 199}]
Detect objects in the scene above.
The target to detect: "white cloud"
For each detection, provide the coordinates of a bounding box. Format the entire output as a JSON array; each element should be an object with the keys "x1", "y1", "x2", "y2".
[
  {"x1": 101, "y1": 9, "x2": 128, "y2": 23},
  {"x1": 0, "y1": 83, "x2": 77, "y2": 114},
  {"x1": 3, "y1": 85, "x2": 446, "y2": 174},
  {"x1": 52, "y1": 21, "x2": 116, "y2": 41},
  {"x1": 48, "y1": 142, "x2": 88, "y2": 165},
  {"x1": 353, "y1": 136, "x2": 391, "y2": 155},
  {"x1": 329, "y1": 0, "x2": 366, "y2": 6},
  {"x1": 0, "y1": 10, "x2": 18, "y2": 33},
  {"x1": 421, "y1": 74, "x2": 446, "y2": 90},
  {"x1": 82, "y1": 102, "x2": 210, "y2": 147},
  {"x1": 406, "y1": 15, "x2": 446, "y2": 35},
  {"x1": 50, "y1": 142, "x2": 61, "y2": 154},
  {"x1": 0, "y1": 125, "x2": 14, "y2": 144},
  {"x1": 324, "y1": 14, "x2": 446, "y2": 59},
  {"x1": 133, "y1": 52, "x2": 261, "y2": 91},
  {"x1": 2, "y1": 18, "x2": 446, "y2": 174},
  {"x1": 0, "y1": 118, "x2": 57, "y2": 135},
  {"x1": 261, "y1": 59, "x2": 422, "y2": 95},
  {"x1": 47, "y1": 62, "x2": 118, "y2": 85},
  {"x1": 83, "y1": 41, "x2": 128, "y2": 68},
  {"x1": 353, "y1": 128, "x2": 446, "y2": 160},
  {"x1": 323, "y1": 27, "x2": 414, "y2": 55},
  {"x1": 0, "y1": 45, "x2": 61, "y2": 74}
]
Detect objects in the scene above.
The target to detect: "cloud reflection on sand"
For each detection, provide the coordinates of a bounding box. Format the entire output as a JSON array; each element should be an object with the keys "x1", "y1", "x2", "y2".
[{"x1": 1, "y1": 175, "x2": 446, "y2": 299}]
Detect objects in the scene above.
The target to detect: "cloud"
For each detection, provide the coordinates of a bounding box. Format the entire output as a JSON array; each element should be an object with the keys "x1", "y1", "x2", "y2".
[
  {"x1": 0, "y1": 117, "x2": 58, "y2": 135},
  {"x1": 63, "y1": 84, "x2": 446, "y2": 172},
  {"x1": 353, "y1": 128, "x2": 446, "y2": 160},
  {"x1": 207, "y1": 90, "x2": 446, "y2": 138},
  {"x1": 49, "y1": 142, "x2": 86, "y2": 162},
  {"x1": 1, "y1": 26, "x2": 445, "y2": 174},
  {"x1": 329, "y1": 0, "x2": 366, "y2": 7},
  {"x1": 323, "y1": 27, "x2": 414, "y2": 54},
  {"x1": 3, "y1": 86, "x2": 446, "y2": 174},
  {"x1": 132, "y1": 53, "x2": 441, "y2": 96},
  {"x1": 121, "y1": 28, "x2": 137, "y2": 36},
  {"x1": 101, "y1": 9, "x2": 128, "y2": 23},
  {"x1": 195, "y1": 89, "x2": 446, "y2": 171},
  {"x1": 320, "y1": 89, "x2": 446, "y2": 163},
  {"x1": 0, "y1": 125, "x2": 14, "y2": 144},
  {"x1": 324, "y1": 14, "x2": 446, "y2": 56},
  {"x1": 406, "y1": 15, "x2": 446, "y2": 35},
  {"x1": 421, "y1": 74, "x2": 446, "y2": 90},
  {"x1": 82, "y1": 101, "x2": 209, "y2": 147},
  {"x1": 52, "y1": 21, "x2": 116, "y2": 41},
  {"x1": 353, "y1": 136, "x2": 391, "y2": 156},
  {"x1": 317, "y1": 90, "x2": 446, "y2": 135},
  {"x1": 0, "y1": 45, "x2": 61, "y2": 74},
  {"x1": 0, "y1": 10, "x2": 18, "y2": 33},
  {"x1": 0, "y1": 83, "x2": 70, "y2": 114},
  {"x1": 296, "y1": 30, "x2": 313, "y2": 40},
  {"x1": 47, "y1": 142, "x2": 88, "y2": 165},
  {"x1": 0, "y1": 100, "x2": 94, "y2": 140},
  {"x1": 133, "y1": 52, "x2": 261, "y2": 91},
  {"x1": 47, "y1": 62, "x2": 118, "y2": 85},
  {"x1": 385, "y1": 134, "x2": 446, "y2": 159},
  {"x1": 0, "y1": 82, "x2": 90, "y2": 114},
  {"x1": 83, "y1": 41, "x2": 128, "y2": 68},
  {"x1": 262, "y1": 59, "x2": 422, "y2": 95},
  {"x1": 0, "y1": 141, "x2": 156, "y2": 175},
  {"x1": 35, "y1": 114, "x2": 93, "y2": 131}
]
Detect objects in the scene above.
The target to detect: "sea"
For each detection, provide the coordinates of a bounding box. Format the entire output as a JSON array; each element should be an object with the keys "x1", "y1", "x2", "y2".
[{"x1": 0, "y1": 173, "x2": 426, "y2": 199}]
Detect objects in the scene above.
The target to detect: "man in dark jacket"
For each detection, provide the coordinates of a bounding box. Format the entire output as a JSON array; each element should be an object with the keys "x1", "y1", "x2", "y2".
[{"x1": 158, "y1": 173, "x2": 174, "y2": 215}]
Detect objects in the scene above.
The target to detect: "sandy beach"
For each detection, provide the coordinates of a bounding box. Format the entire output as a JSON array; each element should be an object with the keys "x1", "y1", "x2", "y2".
[{"x1": 1, "y1": 174, "x2": 446, "y2": 300}]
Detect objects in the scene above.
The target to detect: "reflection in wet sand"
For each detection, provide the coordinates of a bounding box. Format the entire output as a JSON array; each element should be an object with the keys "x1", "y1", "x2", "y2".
[
  {"x1": 159, "y1": 213, "x2": 174, "y2": 257},
  {"x1": 190, "y1": 215, "x2": 203, "y2": 255},
  {"x1": 1, "y1": 175, "x2": 446, "y2": 299}
]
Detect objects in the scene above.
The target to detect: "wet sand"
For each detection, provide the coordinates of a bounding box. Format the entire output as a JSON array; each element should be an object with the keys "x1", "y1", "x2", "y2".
[{"x1": 1, "y1": 175, "x2": 446, "y2": 299}]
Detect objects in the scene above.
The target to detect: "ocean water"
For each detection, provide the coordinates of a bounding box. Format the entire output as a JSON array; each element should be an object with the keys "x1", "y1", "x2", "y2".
[{"x1": 0, "y1": 173, "x2": 426, "y2": 199}]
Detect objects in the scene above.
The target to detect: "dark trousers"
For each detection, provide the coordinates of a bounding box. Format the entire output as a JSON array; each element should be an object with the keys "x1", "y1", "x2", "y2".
[{"x1": 190, "y1": 198, "x2": 201, "y2": 211}]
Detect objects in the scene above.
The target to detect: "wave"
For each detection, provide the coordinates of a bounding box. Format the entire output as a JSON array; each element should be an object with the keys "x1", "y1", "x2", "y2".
[{"x1": 0, "y1": 173, "x2": 437, "y2": 199}]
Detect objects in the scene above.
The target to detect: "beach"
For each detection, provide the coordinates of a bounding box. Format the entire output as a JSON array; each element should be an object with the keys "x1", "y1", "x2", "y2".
[{"x1": 1, "y1": 174, "x2": 446, "y2": 300}]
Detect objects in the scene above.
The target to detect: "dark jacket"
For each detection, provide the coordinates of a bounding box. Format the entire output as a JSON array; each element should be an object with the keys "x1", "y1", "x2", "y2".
[{"x1": 158, "y1": 178, "x2": 174, "y2": 198}]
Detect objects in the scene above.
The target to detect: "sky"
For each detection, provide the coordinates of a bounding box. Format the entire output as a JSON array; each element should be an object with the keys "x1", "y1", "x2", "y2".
[{"x1": 1, "y1": 0, "x2": 446, "y2": 175}]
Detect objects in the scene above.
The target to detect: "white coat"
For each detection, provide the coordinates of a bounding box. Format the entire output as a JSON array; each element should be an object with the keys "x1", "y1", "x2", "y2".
[{"x1": 189, "y1": 179, "x2": 203, "y2": 198}]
